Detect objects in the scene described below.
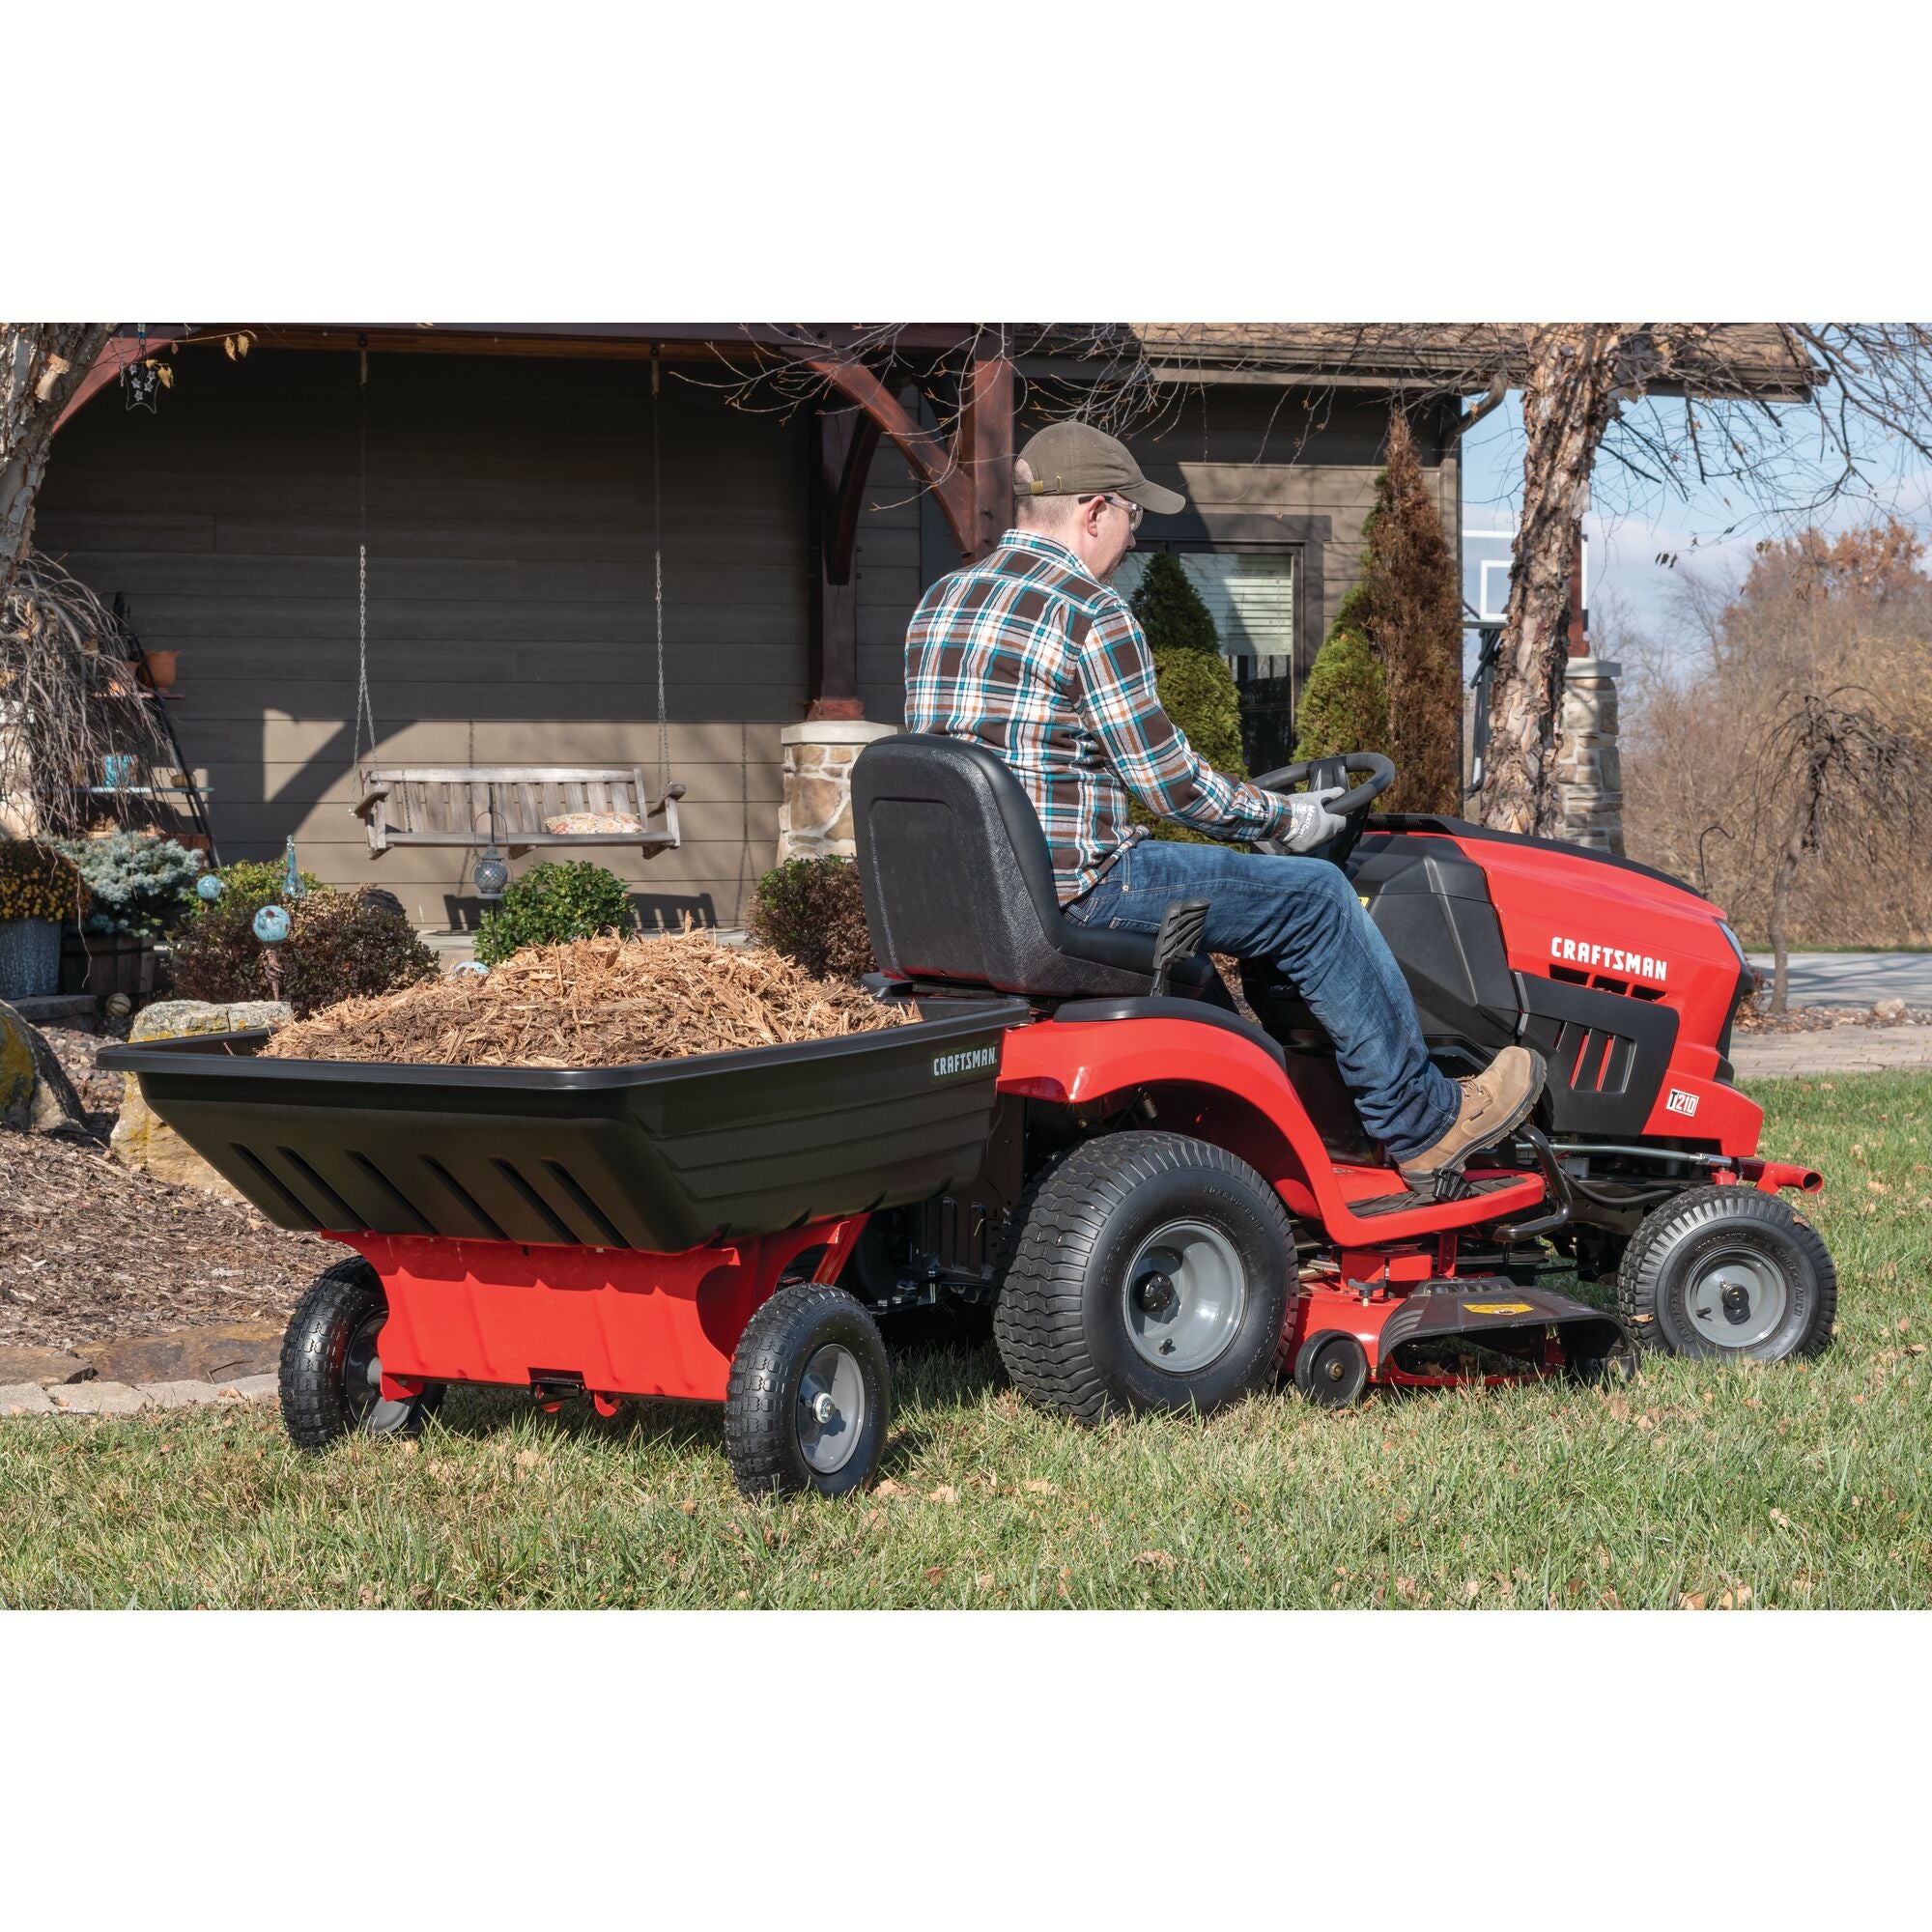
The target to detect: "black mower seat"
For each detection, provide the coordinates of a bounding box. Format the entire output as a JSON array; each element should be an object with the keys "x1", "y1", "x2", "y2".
[{"x1": 852, "y1": 733, "x2": 1221, "y2": 1002}]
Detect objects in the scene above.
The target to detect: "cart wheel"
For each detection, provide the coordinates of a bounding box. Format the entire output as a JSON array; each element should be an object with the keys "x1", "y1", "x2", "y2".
[
  {"x1": 1619, "y1": 1185, "x2": 1836, "y2": 1363},
  {"x1": 724, "y1": 1282, "x2": 891, "y2": 1497},
  {"x1": 994, "y1": 1132, "x2": 1293, "y2": 1424},
  {"x1": 279, "y1": 1257, "x2": 442, "y2": 1451},
  {"x1": 1293, "y1": 1330, "x2": 1371, "y2": 1408}
]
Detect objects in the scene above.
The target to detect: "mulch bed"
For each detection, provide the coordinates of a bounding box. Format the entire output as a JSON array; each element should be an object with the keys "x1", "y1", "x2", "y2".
[
  {"x1": 39, "y1": 1021, "x2": 129, "y2": 1136},
  {"x1": 0, "y1": 1127, "x2": 329, "y2": 1354}
]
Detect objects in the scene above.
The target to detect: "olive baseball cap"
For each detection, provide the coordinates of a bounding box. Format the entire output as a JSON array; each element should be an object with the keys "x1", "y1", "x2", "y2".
[{"x1": 1013, "y1": 421, "x2": 1186, "y2": 517}]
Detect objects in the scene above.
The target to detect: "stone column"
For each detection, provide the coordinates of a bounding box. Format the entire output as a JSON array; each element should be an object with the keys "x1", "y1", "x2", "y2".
[
  {"x1": 1552, "y1": 657, "x2": 1625, "y2": 856},
  {"x1": 777, "y1": 720, "x2": 897, "y2": 863}
]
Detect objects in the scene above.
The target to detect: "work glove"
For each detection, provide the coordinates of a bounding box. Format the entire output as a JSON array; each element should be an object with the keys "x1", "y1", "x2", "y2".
[{"x1": 1277, "y1": 784, "x2": 1350, "y2": 853}]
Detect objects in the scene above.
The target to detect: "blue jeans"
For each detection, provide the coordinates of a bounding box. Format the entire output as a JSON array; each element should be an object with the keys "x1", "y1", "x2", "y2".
[{"x1": 1064, "y1": 838, "x2": 1461, "y2": 1159}]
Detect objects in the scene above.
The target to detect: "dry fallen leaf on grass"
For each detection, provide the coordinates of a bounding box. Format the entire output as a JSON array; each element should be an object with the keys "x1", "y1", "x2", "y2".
[
  {"x1": 1678, "y1": 1591, "x2": 1708, "y2": 1610},
  {"x1": 1133, "y1": 1549, "x2": 1176, "y2": 1571},
  {"x1": 927, "y1": 1485, "x2": 959, "y2": 1504},
  {"x1": 1022, "y1": 1479, "x2": 1058, "y2": 1495}
]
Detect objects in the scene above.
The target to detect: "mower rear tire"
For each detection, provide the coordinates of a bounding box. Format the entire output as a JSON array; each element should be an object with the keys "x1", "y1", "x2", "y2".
[
  {"x1": 279, "y1": 1257, "x2": 442, "y2": 1450},
  {"x1": 994, "y1": 1132, "x2": 1293, "y2": 1424},
  {"x1": 1618, "y1": 1185, "x2": 1836, "y2": 1363},
  {"x1": 724, "y1": 1282, "x2": 891, "y2": 1498}
]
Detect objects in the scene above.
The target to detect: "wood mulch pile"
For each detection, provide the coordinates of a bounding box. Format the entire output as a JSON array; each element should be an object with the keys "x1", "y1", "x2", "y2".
[
  {"x1": 266, "y1": 930, "x2": 913, "y2": 1067},
  {"x1": 0, "y1": 1128, "x2": 330, "y2": 1353}
]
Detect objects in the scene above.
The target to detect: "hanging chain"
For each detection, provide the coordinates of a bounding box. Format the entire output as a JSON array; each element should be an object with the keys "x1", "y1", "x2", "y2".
[
  {"x1": 652, "y1": 354, "x2": 670, "y2": 797},
  {"x1": 352, "y1": 345, "x2": 378, "y2": 769}
]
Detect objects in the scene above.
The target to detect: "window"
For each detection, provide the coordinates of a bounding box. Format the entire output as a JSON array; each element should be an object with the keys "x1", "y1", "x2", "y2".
[{"x1": 1111, "y1": 546, "x2": 1300, "y2": 772}]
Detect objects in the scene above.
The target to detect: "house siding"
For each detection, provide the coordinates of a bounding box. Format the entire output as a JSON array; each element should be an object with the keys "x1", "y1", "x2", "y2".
[
  {"x1": 35, "y1": 351, "x2": 811, "y2": 929},
  {"x1": 36, "y1": 357, "x2": 1462, "y2": 923}
]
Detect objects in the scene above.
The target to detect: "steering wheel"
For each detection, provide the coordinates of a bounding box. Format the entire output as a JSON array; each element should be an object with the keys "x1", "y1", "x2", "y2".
[{"x1": 1250, "y1": 753, "x2": 1396, "y2": 866}]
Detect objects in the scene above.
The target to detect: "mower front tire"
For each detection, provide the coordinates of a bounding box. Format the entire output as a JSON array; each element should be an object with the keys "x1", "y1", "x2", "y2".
[
  {"x1": 994, "y1": 1132, "x2": 1293, "y2": 1424},
  {"x1": 279, "y1": 1257, "x2": 442, "y2": 1450},
  {"x1": 1619, "y1": 1185, "x2": 1836, "y2": 1363},
  {"x1": 724, "y1": 1282, "x2": 891, "y2": 1497}
]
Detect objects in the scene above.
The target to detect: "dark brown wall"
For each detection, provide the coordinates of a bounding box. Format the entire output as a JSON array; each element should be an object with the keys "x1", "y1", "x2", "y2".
[{"x1": 37, "y1": 350, "x2": 813, "y2": 928}]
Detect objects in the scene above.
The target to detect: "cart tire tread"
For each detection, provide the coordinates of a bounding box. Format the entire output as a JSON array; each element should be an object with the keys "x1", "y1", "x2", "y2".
[
  {"x1": 724, "y1": 1281, "x2": 891, "y2": 1497},
  {"x1": 278, "y1": 1256, "x2": 440, "y2": 1450}
]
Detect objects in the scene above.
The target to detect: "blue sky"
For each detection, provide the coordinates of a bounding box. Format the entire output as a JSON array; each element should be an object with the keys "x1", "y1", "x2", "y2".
[{"x1": 1457, "y1": 389, "x2": 1932, "y2": 649}]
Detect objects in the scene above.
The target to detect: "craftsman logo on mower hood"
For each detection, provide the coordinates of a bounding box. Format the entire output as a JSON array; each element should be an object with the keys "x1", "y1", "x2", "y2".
[
  {"x1": 931, "y1": 1043, "x2": 999, "y2": 1081},
  {"x1": 1550, "y1": 935, "x2": 1666, "y2": 984}
]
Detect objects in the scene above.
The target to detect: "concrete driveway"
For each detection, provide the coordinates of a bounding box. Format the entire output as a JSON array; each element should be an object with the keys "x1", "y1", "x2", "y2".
[{"x1": 1746, "y1": 952, "x2": 1932, "y2": 1008}]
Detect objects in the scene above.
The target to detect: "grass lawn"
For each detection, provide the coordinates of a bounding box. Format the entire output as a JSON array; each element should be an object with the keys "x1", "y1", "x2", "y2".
[{"x1": 4, "y1": 1072, "x2": 1928, "y2": 1610}]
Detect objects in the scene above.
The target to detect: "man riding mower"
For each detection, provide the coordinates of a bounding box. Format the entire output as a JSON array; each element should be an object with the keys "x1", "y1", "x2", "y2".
[{"x1": 100, "y1": 427, "x2": 1836, "y2": 1497}]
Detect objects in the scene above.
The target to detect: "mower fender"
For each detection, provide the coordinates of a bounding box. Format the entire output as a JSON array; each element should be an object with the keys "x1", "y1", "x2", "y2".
[{"x1": 998, "y1": 1016, "x2": 1332, "y2": 1208}]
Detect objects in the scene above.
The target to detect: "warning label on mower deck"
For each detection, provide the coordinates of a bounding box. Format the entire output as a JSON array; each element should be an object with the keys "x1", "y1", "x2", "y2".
[{"x1": 931, "y1": 1044, "x2": 999, "y2": 1081}]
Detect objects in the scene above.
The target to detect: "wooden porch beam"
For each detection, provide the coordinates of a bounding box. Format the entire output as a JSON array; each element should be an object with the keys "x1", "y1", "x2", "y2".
[
  {"x1": 807, "y1": 407, "x2": 885, "y2": 721},
  {"x1": 802, "y1": 356, "x2": 979, "y2": 559}
]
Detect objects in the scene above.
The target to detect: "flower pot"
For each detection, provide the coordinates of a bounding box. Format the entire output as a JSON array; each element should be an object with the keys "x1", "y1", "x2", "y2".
[
  {"x1": 0, "y1": 918, "x2": 63, "y2": 1000},
  {"x1": 137, "y1": 651, "x2": 180, "y2": 692}
]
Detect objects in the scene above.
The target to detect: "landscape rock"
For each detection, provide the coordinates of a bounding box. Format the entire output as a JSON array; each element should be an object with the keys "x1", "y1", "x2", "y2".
[
  {"x1": 86, "y1": 1320, "x2": 284, "y2": 1386},
  {"x1": 1873, "y1": 997, "x2": 1908, "y2": 1021},
  {"x1": 0, "y1": 998, "x2": 91, "y2": 1135},
  {"x1": 109, "y1": 999, "x2": 291, "y2": 1196},
  {"x1": 0, "y1": 1346, "x2": 94, "y2": 1385},
  {"x1": 47, "y1": 1379, "x2": 147, "y2": 1415},
  {"x1": 0, "y1": 1382, "x2": 55, "y2": 1416},
  {"x1": 134, "y1": 1379, "x2": 228, "y2": 1408}
]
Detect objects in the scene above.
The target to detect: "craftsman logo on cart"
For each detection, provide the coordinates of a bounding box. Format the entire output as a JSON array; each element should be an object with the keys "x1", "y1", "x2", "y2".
[
  {"x1": 1665, "y1": 1088, "x2": 1700, "y2": 1118},
  {"x1": 931, "y1": 1044, "x2": 999, "y2": 1081}
]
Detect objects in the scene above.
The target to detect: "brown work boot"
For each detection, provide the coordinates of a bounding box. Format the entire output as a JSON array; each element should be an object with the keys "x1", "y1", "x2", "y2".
[{"x1": 1397, "y1": 1045, "x2": 1548, "y2": 1190}]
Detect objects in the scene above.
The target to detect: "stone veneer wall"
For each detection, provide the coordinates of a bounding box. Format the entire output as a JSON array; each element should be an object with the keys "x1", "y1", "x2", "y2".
[
  {"x1": 1552, "y1": 657, "x2": 1625, "y2": 857},
  {"x1": 777, "y1": 721, "x2": 898, "y2": 863}
]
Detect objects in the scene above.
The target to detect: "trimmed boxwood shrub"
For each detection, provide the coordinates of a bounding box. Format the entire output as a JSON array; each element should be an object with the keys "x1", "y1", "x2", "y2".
[
  {"x1": 473, "y1": 861, "x2": 634, "y2": 966},
  {"x1": 750, "y1": 855, "x2": 876, "y2": 980}
]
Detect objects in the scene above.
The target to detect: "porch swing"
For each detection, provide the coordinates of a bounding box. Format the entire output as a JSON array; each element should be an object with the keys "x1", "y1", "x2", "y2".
[{"x1": 350, "y1": 349, "x2": 685, "y2": 866}]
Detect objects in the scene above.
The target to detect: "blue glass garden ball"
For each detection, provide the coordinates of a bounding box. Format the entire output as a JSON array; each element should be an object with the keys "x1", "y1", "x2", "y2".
[
  {"x1": 196, "y1": 873, "x2": 225, "y2": 901},
  {"x1": 473, "y1": 852, "x2": 510, "y2": 899},
  {"x1": 253, "y1": 903, "x2": 291, "y2": 945}
]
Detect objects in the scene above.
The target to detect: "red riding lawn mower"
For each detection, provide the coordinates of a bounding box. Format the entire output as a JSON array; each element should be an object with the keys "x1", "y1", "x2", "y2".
[{"x1": 102, "y1": 737, "x2": 1835, "y2": 1496}]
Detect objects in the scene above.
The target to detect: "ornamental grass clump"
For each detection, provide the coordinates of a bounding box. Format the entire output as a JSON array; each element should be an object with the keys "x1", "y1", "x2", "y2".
[
  {"x1": 0, "y1": 840, "x2": 90, "y2": 926},
  {"x1": 266, "y1": 930, "x2": 912, "y2": 1067}
]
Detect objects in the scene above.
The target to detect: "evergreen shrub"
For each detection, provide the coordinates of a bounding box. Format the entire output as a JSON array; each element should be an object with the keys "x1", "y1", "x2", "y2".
[
  {"x1": 53, "y1": 831, "x2": 204, "y2": 936},
  {"x1": 750, "y1": 855, "x2": 877, "y2": 980},
  {"x1": 1127, "y1": 552, "x2": 1250, "y2": 844},
  {"x1": 474, "y1": 861, "x2": 635, "y2": 966}
]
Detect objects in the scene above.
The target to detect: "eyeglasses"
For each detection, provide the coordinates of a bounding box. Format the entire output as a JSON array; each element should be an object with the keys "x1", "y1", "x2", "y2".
[{"x1": 1082, "y1": 493, "x2": 1143, "y2": 531}]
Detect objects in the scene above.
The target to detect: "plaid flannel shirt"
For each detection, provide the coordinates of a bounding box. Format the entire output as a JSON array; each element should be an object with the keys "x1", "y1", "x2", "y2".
[{"x1": 904, "y1": 529, "x2": 1296, "y2": 901}]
